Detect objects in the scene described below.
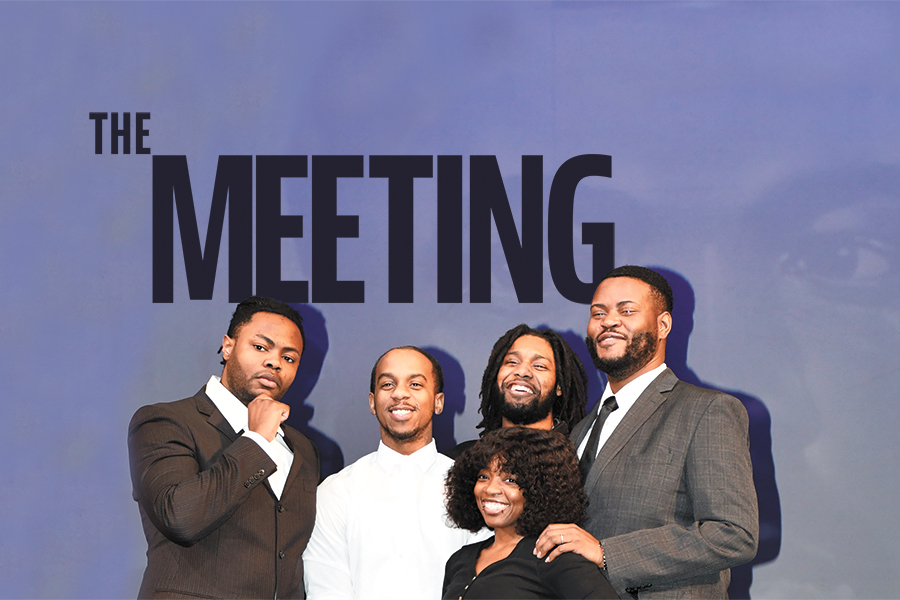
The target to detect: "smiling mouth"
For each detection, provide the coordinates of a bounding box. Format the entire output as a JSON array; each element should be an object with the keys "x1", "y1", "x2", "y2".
[
  {"x1": 388, "y1": 406, "x2": 416, "y2": 419},
  {"x1": 503, "y1": 379, "x2": 537, "y2": 399},
  {"x1": 481, "y1": 500, "x2": 509, "y2": 515}
]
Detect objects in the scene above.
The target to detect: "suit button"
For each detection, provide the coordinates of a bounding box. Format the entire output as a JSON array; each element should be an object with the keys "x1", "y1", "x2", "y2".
[
  {"x1": 277, "y1": 504, "x2": 285, "y2": 512},
  {"x1": 278, "y1": 551, "x2": 285, "y2": 559},
  {"x1": 244, "y1": 481, "x2": 250, "y2": 488},
  {"x1": 258, "y1": 469, "x2": 266, "y2": 476}
]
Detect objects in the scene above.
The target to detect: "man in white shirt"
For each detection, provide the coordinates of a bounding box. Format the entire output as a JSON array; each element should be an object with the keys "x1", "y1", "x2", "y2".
[
  {"x1": 128, "y1": 297, "x2": 319, "y2": 599},
  {"x1": 534, "y1": 266, "x2": 758, "y2": 599},
  {"x1": 303, "y1": 346, "x2": 478, "y2": 600}
]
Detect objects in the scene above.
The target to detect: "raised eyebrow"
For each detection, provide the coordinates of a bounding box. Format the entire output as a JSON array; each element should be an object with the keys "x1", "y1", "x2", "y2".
[
  {"x1": 253, "y1": 334, "x2": 300, "y2": 355},
  {"x1": 252, "y1": 334, "x2": 275, "y2": 347}
]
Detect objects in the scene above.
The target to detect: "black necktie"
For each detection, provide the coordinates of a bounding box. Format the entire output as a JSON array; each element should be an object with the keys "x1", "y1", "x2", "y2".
[{"x1": 579, "y1": 396, "x2": 618, "y2": 480}]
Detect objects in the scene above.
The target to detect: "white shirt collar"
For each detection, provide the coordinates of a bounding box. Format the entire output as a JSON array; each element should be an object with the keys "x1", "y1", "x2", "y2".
[
  {"x1": 598, "y1": 363, "x2": 668, "y2": 415},
  {"x1": 579, "y1": 363, "x2": 669, "y2": 459},
  {"x1": 205, "y1": 375, "x2": 285, "y2": 438},
  {"x1": 375, "y1": 438, "x2": 438, "y2": 473}
]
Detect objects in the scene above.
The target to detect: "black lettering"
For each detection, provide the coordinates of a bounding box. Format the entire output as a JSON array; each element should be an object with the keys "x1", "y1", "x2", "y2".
[
  {"x1": 369, "y1": 155, "x2": 434, "y2": 303},
  {"x1": 136, "y1": 113, "x2": 151, "y2": 154},
  {"x1": 88, "y1": 112, "x2": 107, "y2": 154},
  {"x1": 152, "y1": 155, "x2": 253, "y2": 303},
  {"x1": 469, "y1": 155, "x2": 543, "y2": 303},
  {"x1": 547, "y1": 154, "x2": 614, "y2": 303},
  {"x1": 311, "y1": 155, "x2": 364, "y2": 303},
  {"x1": 111, "y1": 112, "x2": 130, "y2": 154},
  {"x1": 256, "y1": 155, "x2": 308, "y2": 302},
  {"x1": 437, "y1": 156, "x2": 463, "y2": 303}
]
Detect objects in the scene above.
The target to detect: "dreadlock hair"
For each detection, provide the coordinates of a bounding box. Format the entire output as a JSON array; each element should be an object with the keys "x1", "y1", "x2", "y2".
[
  {"x1": 602, "y1": 265, "x2": 673, "y2": 314},
  {"x1": 219, "y1": 296, "x2": 305, "y2": 365},
  {"x1": 476, "y1": 324, "x2": 588, "y2": 434}
]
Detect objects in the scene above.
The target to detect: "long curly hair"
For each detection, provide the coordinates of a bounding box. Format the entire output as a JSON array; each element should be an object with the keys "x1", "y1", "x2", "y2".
[
  {"x1": 477, "y1": 325, "x2": 588, "y2": 433},
  {"x1": 445, "y1": 427, "x2": 586, "y2": 537}
]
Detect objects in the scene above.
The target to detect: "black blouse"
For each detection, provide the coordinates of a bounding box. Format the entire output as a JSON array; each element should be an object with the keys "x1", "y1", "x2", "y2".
[{"x1": 442, "y1": 536, "x2": 619, "y2": 599}]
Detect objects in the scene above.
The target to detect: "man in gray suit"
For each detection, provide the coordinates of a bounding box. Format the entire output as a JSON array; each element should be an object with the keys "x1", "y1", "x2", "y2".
[{"x1": 535, "y1": 266, "x2": 758, "y2": 599}]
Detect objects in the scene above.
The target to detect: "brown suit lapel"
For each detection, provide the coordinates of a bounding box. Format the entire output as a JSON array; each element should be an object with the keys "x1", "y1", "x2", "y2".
[
  {"x1": 281, "y1": 429, "x2": 306, "y2": 495},
  {"x1": 584, "y1": 369, "x2": 679, "y2": 492},
  {"x1": 194, "y1": 387, "x2": 242, "y2": 442},
  {"x1": 195, "y1": 385, "x2": 304, "y2": 496}
]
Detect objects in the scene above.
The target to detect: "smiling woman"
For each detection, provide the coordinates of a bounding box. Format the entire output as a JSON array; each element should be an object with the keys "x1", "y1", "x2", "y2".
[{"x1": 443, "y1": 428, "x2": 618, "y2": 599}]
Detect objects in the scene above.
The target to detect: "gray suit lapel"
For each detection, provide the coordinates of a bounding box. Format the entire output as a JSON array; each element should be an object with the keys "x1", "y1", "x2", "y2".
[
  {"x1": 570, "y1": 408, "x2": 596, "y2": 450},
  {"x1": 584, "y1": 369, "x2": 679, "y2": 492}
]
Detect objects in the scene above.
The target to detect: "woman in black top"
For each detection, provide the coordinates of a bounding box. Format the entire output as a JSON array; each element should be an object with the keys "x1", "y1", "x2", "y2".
[{"x1": 443, "y1": 427, "x2": 618, "y2": 599}]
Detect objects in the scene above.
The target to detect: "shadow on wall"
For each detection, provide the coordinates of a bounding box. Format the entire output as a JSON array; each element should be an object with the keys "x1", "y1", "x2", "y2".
[
  {"x1": 424, "y1": 347, "x2": 467, "y2": 455},
  {"x1": 282, "y1": 304, "x2": 344, "y2": 480},
  {"x1": 555, "y1": 328, "x2": 607, "y2": 416},
  {"x1": 653, "y1": 267, "x2": 782, "y2": 600}
]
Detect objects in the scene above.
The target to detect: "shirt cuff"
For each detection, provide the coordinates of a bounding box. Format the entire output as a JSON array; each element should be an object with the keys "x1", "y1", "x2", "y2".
[{"x1": 242, "y1": 430, "x2": 282, "y2": 466}]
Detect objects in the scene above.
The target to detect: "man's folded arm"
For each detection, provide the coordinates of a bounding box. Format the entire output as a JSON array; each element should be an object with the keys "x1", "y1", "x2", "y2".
[{"x1": 128, "y1": 404, "x2": 277, "y2": 546}]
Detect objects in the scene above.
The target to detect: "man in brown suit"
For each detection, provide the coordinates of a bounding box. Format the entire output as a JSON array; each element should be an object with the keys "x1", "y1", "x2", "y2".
[
  {"x1": 129, "y1": 297, "x2": 319, "y2": 599},
  {"x1": 535, "y1": 266, "x2": 758, "y2": 599}
]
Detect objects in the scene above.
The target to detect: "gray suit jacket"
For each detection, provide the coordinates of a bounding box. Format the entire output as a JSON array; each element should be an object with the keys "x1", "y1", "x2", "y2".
[
  {"x1": 128, "y1": 387, "x2": 319, "y2": 599},
  {"x1": 572, "y1": 369, "x2": 758, "y2": 599}
]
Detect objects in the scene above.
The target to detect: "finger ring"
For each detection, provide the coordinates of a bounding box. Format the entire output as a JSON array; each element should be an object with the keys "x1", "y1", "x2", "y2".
[{"x1": 560, "y1": 534, "x2": 564, "y2": 543}]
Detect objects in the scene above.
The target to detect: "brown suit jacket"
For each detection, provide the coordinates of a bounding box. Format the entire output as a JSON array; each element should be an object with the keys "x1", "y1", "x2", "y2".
[
  {"x1": 128, "y1": 386, "x2": 319, "y2": 599},
  {"x1": 572, "y1": 369, "x2": 758, "y2": 599}
]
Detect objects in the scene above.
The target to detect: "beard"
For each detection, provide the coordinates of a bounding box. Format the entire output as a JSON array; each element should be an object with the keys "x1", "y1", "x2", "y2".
[
  {"x1": 585, "y1": 330, "x2": 658, "y2": 381},
  {"x1": 498, "y1": 388, "x2": 556, "y2": 426}
]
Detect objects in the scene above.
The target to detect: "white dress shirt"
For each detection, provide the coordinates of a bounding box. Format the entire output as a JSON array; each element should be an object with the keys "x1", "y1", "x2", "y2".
[
  {"x1": 577, "y1": 363, "x2": 668, "y2": 460},
  {"x1": 205, "y1": 375, "x2": 293, "y2": 499},
  {"x1": 303, "y1": 439, "x2": 483, "y2": 600}
]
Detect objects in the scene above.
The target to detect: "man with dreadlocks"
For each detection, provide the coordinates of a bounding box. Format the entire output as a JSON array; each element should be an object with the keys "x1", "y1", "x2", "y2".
[{"x1": 445, "y1": 324, "x2": 589, "y2": 459}]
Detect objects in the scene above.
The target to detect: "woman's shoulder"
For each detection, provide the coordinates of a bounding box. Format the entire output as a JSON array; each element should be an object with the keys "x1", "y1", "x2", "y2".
[{"x1": 448, "y1": 535, "x2": 495, "y2": 564}]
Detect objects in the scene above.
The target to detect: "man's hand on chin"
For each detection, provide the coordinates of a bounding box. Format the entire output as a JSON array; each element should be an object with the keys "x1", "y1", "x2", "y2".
[{"x1": 248, "y1": 395, "x2": 290, "y2": 442}]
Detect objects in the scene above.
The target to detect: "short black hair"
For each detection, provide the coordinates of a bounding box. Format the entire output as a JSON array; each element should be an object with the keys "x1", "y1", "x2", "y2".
[
  {"x1": 476, "y1": 325, "x2": 588, "y2": 434},
  {"x1": 445, "y1": 427, "x2": 586, "y2": 536},
  {"x1": 220, "y1": 297, "x2": 305, "y2": 365},
  {"x1": 369, "y1": 346, "x2": 444, "y2": 394},
  {"x1": 602, "y1": 265, "x2": 674, "y2": 313}
]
